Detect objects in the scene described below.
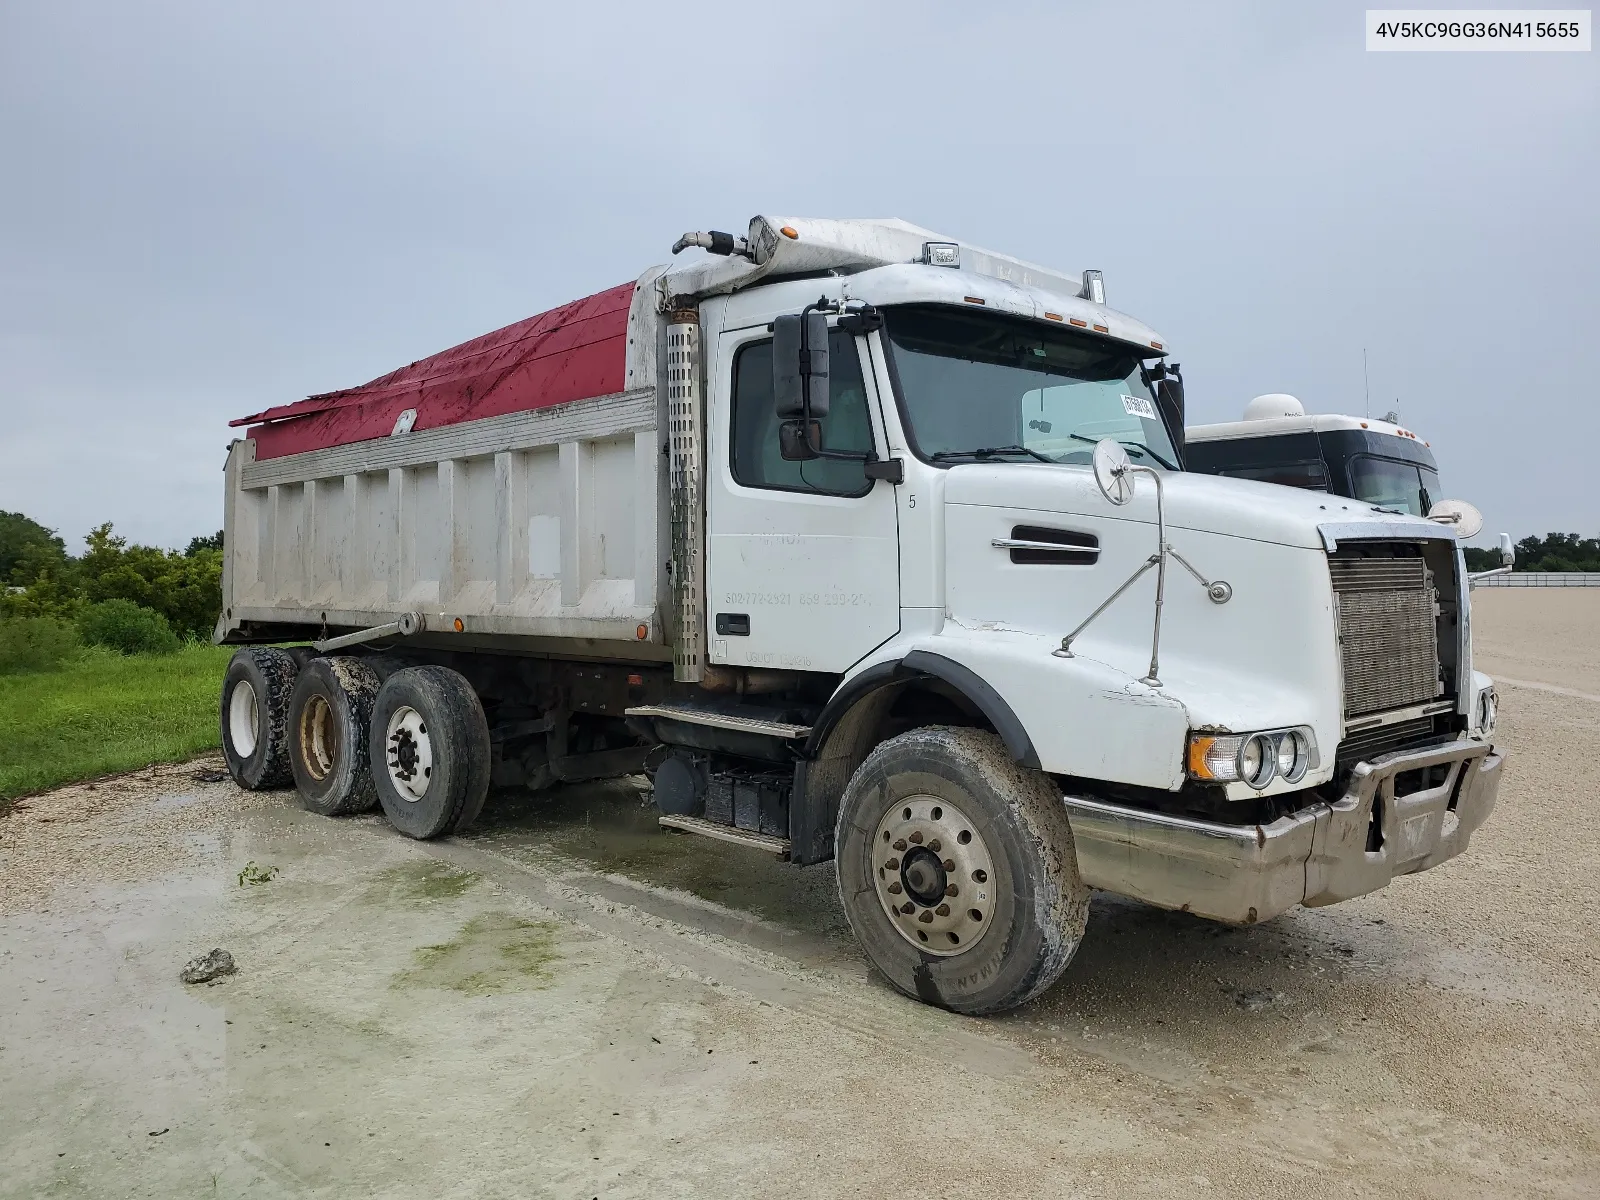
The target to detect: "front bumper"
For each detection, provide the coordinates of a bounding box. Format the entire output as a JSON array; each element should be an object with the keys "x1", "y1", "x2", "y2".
[{"x1": 1063, "y1": 739, "x2": 1503, "y2": 924}]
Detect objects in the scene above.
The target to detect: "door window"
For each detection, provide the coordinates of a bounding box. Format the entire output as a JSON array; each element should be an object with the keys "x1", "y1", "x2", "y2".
[{"x1": 730, "y1": 330, "x2": 874, "y2": 496}]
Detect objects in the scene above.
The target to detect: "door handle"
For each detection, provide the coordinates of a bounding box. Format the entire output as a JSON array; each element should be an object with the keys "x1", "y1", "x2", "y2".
[{"x1": 991, "y1": 538, "x2": 1101, "y2": 558}]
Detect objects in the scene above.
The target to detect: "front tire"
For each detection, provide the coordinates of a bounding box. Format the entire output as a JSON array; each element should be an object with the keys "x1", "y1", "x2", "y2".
[
  {"x1": 220, "y1": 648, "x2": 298, "y2": 790},
  {"x1": 287, "y1": 656, "x2": 381, "y2": 816},
  {"x1": 835, "y1": 726, "x2": 1089, "y2": 1016},
  {"x1": 369, "y1": 666, "x2": 491, "y2": 839}
]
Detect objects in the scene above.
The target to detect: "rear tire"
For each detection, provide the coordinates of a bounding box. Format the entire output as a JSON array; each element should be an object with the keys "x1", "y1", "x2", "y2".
[
  {"x1": 835, "y1": 726, "x2": 1089, "y2": 1016},
  {"x1": 369, "y1": 666, "x2": 491, "y2": 839},
  {"x1": 220, "y1": 648, "x2": 298, "y2": 790},
  {"x1": 287, "y1": 656, "x2": 381, "y2": 816}
]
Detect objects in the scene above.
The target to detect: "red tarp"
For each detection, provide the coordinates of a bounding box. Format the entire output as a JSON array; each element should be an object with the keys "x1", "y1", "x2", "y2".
[{"x1": 233, "y1": 283, "x2": 635, "y2": 460}]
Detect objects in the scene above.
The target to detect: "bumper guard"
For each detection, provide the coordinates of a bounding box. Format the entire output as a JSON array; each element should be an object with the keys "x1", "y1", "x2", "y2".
[{"x1": 1063, "y1": 738, "x2": 1502, "y2": 924}]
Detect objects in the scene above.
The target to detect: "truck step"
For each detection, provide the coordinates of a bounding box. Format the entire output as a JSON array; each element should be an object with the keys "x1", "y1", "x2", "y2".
[
  {"x1": 658, "y1": 815, "x2": 791, "y2": 858},
  {"x1": 625, "y1": 705, "x2": 811, "y2": 740}
]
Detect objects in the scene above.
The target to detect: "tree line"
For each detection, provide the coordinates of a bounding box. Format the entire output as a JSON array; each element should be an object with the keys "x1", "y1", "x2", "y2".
[
  {"x1": 1, "y1": 510, "x2": 223, "y2": 641},
  {"x1": 1462, "y1": 534, "x2": 1600, "y2": 573}
]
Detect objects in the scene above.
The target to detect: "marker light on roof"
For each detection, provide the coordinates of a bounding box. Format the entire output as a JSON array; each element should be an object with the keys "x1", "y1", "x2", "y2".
[
  {"x1": 1080, "y1": 269, "x2": 1105, "y2": 305},
  {"x1": 1069, "y1": 317, "x2": 1087, "y2": 328},
  {"x1": 780, "y1": 225, "x2": 799, "y2": 239},
  {"x1": 922, "y1": 241, "x2": 961, "y2": 268}
]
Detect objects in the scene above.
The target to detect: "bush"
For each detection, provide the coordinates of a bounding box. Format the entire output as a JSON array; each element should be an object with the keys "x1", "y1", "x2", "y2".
[
  {"x1": 78, "y1": 599, "x2": 181, "y2": 656},
  {"x1": 79, "y1": 524, "x2": 222, "y2": 640},
  {"x1": 0, "y1": 616, "x2": 80, "y2": 674}
]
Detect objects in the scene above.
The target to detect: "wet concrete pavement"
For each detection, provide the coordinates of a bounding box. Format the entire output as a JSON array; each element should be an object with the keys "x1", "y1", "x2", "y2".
[{"x1": 2, "y1": 592, "x2": 1597, "y2": 1198}]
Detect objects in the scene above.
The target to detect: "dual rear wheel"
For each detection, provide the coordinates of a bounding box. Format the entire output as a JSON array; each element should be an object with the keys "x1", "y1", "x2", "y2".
[{"x1": 221, "y1": 651, "x2": 489, "y2": 840}]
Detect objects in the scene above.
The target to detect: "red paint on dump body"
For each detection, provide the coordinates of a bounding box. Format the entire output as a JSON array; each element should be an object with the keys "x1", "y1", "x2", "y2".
[{"x1": 233, "y1": 283, "x2": 635, "y2": 460}]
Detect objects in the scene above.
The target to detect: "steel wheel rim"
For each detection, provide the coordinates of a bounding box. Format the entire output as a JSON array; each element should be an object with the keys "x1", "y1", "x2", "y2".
[
  {"x1": 385, "y1": 705, "x2": 432, "y2": 802},
  {"x1": 228, "y1": 680, "x2": 259, "y2": 758},
  {"x1": 299, "y1": 694, "x2": 337, "y2": 781},
  {"x1": 871, "y1": 794, "x2": 995, "y2": 956}
]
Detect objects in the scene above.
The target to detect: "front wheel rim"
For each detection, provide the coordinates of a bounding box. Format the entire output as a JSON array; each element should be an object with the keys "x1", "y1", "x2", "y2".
[
  {"x1": 228, "y1": 680, "x2": 260, "y2": 757},
  {"x1": 385, "y1": 706, "x2": 433, "y2": 802},
  {"x1": 871, "y1": 794, "x2": 996, "y2": 956}
]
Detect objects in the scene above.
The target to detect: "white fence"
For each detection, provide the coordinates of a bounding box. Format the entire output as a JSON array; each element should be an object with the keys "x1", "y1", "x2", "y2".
[{"x1": 1475, "y1": 572, "x2": 1600, "y2": 587}]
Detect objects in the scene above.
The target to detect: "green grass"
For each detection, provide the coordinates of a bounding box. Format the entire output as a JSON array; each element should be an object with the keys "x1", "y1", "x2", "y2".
[{"x1": 0, "y1": 643, "x2": 233, "y2": 806}]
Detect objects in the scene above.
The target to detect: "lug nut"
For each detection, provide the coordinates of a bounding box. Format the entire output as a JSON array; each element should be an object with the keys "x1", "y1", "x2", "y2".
[
  {"x1": 900, "y1": 902, "x2": 915, "y2": 915},
  {"x1": 885, "y1": 857, "x2": 900, "y2": 870},
  {"x1": 942, "y1": 859, "x2": 955, "y2": 871},
  {"x1": 935, "y1": 904, "x2": 950, "y2": 917},
  {"x1": 928, "y1": 838, "x2": 942, "y2": 852},
  {"x1": 893, "y1": 839, "x2": 907, "y2": 851},
  {"x1": 909, "y1": 831, "x2": 924, "y2": 844},
  {"x1": 945, "y1": 884, "x2": 958, "y2": 897},
  {"x1": 887, "y1": 882, "x2": 903, "y2": 894},
  {"x1": 917, "y1": 910, "x2": 934, "y2": 924}
]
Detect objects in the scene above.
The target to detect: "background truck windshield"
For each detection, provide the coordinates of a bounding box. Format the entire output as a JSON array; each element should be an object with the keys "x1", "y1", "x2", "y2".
[
  {"x1": 1348, "y1": 455, "x2": 1442, "y2": 516},
  {"x1": 884, "y1": 304, "x2": 1177, "y2": 469}
]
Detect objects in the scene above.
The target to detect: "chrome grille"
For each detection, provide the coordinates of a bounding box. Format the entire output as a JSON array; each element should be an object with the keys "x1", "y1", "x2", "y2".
[{"x1": 1331, "y1": 550, "x2": 1441, "y2": 717}]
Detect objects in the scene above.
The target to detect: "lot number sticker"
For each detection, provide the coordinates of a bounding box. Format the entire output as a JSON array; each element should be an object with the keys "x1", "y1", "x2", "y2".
[{"x1": 1121, "y1": 393, "x2": 1158, "y2": 420}]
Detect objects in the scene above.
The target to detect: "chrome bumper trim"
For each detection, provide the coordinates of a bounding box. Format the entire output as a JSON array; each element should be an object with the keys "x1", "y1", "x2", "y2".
[{"x1": 1064, "y1": 739, "x2": 1502, "y2": 925}]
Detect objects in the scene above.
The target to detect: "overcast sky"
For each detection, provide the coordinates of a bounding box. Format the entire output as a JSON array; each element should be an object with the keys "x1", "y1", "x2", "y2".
[{"x1": 1, "y1": 2, "x2": 1594, "y2": 551}]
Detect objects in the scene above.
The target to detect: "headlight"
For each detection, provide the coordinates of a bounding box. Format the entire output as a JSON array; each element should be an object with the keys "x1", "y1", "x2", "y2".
[
  {"x1": 1238, "y1": 734, "x2": 1275, "y2": 788},
  {"x1": 1188, "y1": 727, "x2": 1318, "y2": 790},
  {"x1": 1477, "y1": 687, "x2": 1498, "y2": 738},
  {"x1": 1275, "y1": 730, "x2": 1309, "y2": 784}
]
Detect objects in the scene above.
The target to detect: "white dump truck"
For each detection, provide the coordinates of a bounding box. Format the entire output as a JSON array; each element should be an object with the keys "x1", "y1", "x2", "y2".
[{"x1": 216, "y1": 216, "x2": 1503, "y2": 1015}]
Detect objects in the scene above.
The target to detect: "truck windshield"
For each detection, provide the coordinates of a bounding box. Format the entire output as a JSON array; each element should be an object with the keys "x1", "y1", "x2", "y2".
[
  {"x1": 883, "y1": 304, "x2": 1178, "y2": 469},
  {"x1": 1348, "y1": 455, "x2": 1442, "y2": 516}
]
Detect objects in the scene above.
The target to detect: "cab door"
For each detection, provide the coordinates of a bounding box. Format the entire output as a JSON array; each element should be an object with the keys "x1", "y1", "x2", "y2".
[{"x1": 704, "y1": 320, "x2": 900, "y2": 673}]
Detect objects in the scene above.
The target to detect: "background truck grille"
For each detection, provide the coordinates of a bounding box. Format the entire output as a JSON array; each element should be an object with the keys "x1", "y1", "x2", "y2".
[{"x1": 1330, "y1": 550, "x2": 1441, "y2": 717}]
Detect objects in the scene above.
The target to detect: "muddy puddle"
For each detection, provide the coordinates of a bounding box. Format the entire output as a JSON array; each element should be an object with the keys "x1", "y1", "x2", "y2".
[{"x1": 466, "y1": 777, "x2": 857, "y2": 950}]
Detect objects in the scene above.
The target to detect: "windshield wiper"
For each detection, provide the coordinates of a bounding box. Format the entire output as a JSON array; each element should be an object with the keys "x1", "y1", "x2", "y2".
[
  {"x1": 1122, "y1": 441, "x2": 1177, "y2": 470},
  {"x1": 1062, "y1": 431, "x2": 1176, "y2": 471},
  {"x1": 930, "y1": 445, "x2": 1057, "y2": 464}
]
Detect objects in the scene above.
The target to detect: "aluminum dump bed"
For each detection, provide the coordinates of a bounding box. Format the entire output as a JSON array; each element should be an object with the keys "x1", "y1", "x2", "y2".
[{"x1": 217, "y1": 273, "x2": 673, "y2": 653}]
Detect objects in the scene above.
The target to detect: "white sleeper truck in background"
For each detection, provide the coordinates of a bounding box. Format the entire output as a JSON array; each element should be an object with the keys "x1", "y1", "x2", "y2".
[{"x1": 216, "y1": 216, "x2": 1504, "y2": 1015}]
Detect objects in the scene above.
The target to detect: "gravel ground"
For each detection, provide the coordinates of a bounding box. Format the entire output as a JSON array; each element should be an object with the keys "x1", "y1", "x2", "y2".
[{"x1": 0, "y1": 591, "x2": 1596, "y2": 1199}]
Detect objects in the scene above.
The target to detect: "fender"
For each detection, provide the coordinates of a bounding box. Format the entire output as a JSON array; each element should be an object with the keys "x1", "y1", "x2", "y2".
[
  {"x1": 802, "y1": 651, "x2": 1040, "y2": 768},
  {"x1": 789, "y1": 651, "x2": 1041, "y2": 866}
]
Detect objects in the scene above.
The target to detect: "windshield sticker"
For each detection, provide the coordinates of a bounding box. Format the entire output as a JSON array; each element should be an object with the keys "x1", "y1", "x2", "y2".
[{"x1": 1121, "y1": 393, "x2": 1158, "y2": 420}]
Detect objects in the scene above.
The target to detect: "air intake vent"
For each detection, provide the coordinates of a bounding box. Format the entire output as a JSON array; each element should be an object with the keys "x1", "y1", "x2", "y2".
[
  {"x1": 1329, "y1": 558, "x2": 1426, "y2": 593},
  {"x1": 1002, "y1": 525, "x2": 1098, "y2": 566},
  {"x1": 1336, "y1": 716, "x2": 1445, "y2": 766}
]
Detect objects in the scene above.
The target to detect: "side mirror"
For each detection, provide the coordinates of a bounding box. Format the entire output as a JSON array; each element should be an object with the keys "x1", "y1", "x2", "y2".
[
  {"x1": 779, "y1": 421, "x2": 822, "y2": 461},
  {"x1": 1092, "y1": 439, "x2": 1136, "y2": 505},
  {"x1": 1155, "y1": 370, "x2": 1184, "y2": 425},
  {"x1": 774, "y1": 312, "x2": 829, "y2": 420},
  {"x1": 1427, "y1": 499, "x2": 1485, "y2": 539},
  {"x1": 1498, "y1": 532, "x2": 1515, "y2": 567}
]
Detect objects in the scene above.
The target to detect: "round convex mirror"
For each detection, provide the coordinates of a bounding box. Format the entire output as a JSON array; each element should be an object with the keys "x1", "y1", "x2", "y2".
[
  {"x1": 1092, "y1": 439, "x2": 1135, "y2": 506},
  {"x1": 1427, "y1": 499, "x2": 1484, "y2": 539}
]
